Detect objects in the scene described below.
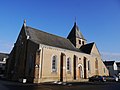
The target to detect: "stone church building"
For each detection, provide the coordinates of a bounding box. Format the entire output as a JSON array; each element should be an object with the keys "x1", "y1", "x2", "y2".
[{"x1": 6, "y1": 20, "x2": 109, "y2": 83}]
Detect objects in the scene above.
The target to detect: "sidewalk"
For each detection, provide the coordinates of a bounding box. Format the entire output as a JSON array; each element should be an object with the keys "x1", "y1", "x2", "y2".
[
  {"x1": 0, "y1": 79, "x2": 37, "y2": 86},
  {"x1": 1, "y1": 78, "x2": 113, "y2": 86},
  {"x1": 0, "y1": 78, "x2": 90, "y2": 86}
]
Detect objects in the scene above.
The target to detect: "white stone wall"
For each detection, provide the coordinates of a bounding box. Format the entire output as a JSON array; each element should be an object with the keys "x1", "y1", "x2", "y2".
[{"x1": 36, "y1": 44, "x2": 109, "y2": 83}]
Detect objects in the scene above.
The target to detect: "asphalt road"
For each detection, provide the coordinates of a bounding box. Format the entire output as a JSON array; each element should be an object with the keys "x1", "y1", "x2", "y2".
[{"x1": 0, "y1": 79, "x2": 120, "y2": 90}]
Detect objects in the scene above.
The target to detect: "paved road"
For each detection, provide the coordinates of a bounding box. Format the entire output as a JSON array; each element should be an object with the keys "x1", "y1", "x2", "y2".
[{"x1": 0, "y1": 79, "x2": 120, "y2": 90}]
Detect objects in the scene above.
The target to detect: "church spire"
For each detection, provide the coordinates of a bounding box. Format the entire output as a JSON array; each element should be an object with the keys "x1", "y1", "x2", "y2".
[
  {"x1": 74, "y1": 16, "x2": 77, "y2": 27},
  {"x1": 67, "y1": 22, "x2": 86, "y2": 48},
  {"x1": 74, "y1": 21, "x2": 77, "y2": 27}
]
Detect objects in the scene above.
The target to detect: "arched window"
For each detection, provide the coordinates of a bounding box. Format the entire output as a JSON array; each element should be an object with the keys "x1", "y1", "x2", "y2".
[
  {"x1": 82, "y1": 41, "x2": 84, "y2": 45},
  {"x1": 95, "y1": 58, "x2": 99, "y2": 75},
  {"x1": 79, "y1": 40, "x2": 81, "y2": 44},
  {"x1": 52, "y1": 55, "x2": 57, "y2": 72},
  {"x1": 67, "y1": 57, "x2": 71, "y2": 71},
  {"x1": 88, "y1": 60, "x2": 90, "y2": 71},
  {"x1": 95, "y1": 58, "x2": 98, "y2": 69}
]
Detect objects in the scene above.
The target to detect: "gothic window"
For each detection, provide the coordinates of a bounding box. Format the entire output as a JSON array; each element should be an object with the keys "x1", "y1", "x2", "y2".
[
  {"x1": 104, "y1": 68, "x2": 106, "y2": 73},
  {"x1": 67, "y1": 57, "x2": 71, "y2": 71},
  {"x1": 95, "y1": 58, "x2": 98, "y2": 69},
  {"x1": 88, "y1": 60, "x2": 90, "y2": 71},
  {"x1": 52, "y1": 55, "x2": 57, "y2": 72},
  {"x1": 79, "y1": 40, "x2": 81, "y2": 44},
  {"x1": 95, "y1": 58, "x2": 99, "y2": 75},
  {"x1": 82, "y1": 41, "x2": 84, "y2": 45}
]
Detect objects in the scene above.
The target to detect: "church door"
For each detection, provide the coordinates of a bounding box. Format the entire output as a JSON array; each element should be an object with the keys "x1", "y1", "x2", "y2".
[{"x1": 78, "y1": 66, "x2": 82, "y2": 79}]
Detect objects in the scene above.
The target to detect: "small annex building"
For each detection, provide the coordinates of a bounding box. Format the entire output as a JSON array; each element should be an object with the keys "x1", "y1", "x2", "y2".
[
  {"x1": 6, "y1": 20, "x2": 109, "y2": 83},
  {"x1": 104, "y1": 61, "x2": 118, "y2": 76}
]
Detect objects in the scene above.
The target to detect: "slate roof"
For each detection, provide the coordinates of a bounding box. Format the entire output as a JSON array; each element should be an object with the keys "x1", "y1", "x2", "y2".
[
  {"x1": 67, "y1": 22, "x2": 85, "y2": 40},
  {"x1": 0, "y1": 53, "x2": 9, "y2": 61},
  {"x1": 103, "y1": 61, "x2": 115, "y2": 66},
  {"x1": 80, "y1": 42, "x2": 94, "y2": 54},
  {"x1": 25, "y1": 26, "x2": 81, "y2": 52}
]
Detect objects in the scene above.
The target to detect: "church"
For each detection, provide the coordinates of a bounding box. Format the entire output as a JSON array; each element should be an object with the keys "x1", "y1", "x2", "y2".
[{"x1": 6, "y1": 20, "x2": 109, "y2": 83}]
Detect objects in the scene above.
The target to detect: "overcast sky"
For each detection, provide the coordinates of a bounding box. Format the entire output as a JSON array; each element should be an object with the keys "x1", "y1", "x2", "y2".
[{"x1": 0, "y1": 0, "x2": 120, "y2": 61}]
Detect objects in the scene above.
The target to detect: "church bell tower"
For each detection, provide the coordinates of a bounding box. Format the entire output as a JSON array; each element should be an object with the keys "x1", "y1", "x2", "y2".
[{"x1": 67, "y1": 22, "x2": 86, "y2": 48}]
